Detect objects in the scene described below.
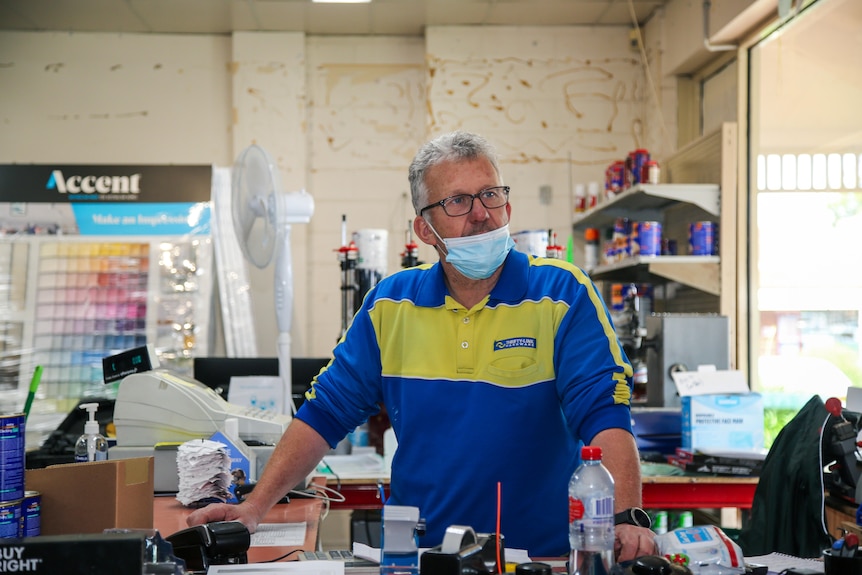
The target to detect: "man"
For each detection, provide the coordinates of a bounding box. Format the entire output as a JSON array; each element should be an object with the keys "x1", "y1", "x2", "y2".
[{"x1": 189, "y1": 131, "x2": 655, "y2": 560}]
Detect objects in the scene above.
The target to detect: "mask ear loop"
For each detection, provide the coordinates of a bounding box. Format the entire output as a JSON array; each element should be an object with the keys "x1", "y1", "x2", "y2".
[{"x1": 422, "y1": 216, "x2": 449, "y2": 257}]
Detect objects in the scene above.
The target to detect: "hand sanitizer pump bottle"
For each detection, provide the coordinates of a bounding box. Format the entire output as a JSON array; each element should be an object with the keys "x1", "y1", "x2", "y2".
[{"x1": 74, "y1": 403, "x2": 108, "y2": 462}]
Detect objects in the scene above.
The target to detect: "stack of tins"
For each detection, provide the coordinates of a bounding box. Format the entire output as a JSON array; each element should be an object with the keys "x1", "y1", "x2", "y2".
[{"x1": 0, "y1": 413, "x2": 40, "y2": 538}]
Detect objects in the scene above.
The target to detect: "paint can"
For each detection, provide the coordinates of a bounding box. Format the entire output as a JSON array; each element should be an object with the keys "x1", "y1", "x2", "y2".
[
  {"x1": 0, "y1": 413, "x2": 26, "y2": 503},
  {"x1": 629, "y1": 149, "x2": 650, "y2": 187},
  {"x1": 0, "y1": 499, "x2": 21, "y2": 539},
  {"x1": 511, "y1": 229, "x2": 549, "y2": 258},
  {"x1": 354, "y1": 228, "x2": 389, "y2": 302},
  {"x1": 688, "y1": 221, "x2": 718, "y2": 255},
  {"x1": 637, "y1": 221, "x2": 662, "y2": 256},
  {"x1": 21, "y1": 491, "x2": 40, "y2": 537},
  {"x1": 613, "y1": 217, "x2": 633, "y2": 260},
  {"x1": 606, "y1": 161, "x2": 626, "y2": 196}
]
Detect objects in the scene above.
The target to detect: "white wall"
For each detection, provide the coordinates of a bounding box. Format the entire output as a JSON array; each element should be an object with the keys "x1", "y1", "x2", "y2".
[
  {"x1": 2, "y1": 20, "x2": 713, "y2": 362},
  {"x1": 0, "y1": 32, "x2": 232, "y2": 164}
]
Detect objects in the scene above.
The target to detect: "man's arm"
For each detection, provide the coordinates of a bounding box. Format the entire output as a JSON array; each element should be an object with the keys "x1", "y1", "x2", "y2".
[
  {"x1": 186, "y1": 418, "x2": 331, "y2": 530},
  {"x1": 591, "y1": 427, "x2": 656, "y2": 562},
  {"x1": 592, "y1": 428, "x2": 641, "y2": 510}
]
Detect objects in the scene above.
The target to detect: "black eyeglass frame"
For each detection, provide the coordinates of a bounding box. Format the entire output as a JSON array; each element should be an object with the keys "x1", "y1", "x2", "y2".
[{"x1": 418, "y1": 186, "x2": 510, "y2": 217}]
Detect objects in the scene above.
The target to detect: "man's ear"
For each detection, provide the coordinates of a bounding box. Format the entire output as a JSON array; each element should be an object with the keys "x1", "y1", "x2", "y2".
[{"x1": 413, "y1": 216, "x2": 438, "y2": 247}]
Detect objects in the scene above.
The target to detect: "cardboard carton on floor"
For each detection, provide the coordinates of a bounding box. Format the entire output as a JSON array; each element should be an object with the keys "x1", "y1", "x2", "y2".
[
  {"x1": 672, "y1": 368, "x2": 764, "y2": 452},
  {"x1": 25, "y1": 457, "x2": 154, "y2": 535}
]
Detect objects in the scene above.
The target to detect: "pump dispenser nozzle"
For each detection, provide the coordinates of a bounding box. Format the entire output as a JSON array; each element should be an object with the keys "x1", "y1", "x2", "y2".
[
  {"x1": 80, "y1": 402, "x2": 100, "y2": 435},
  {"x1": 75, "y1": 402, "x2": 108, "y2": 463}
]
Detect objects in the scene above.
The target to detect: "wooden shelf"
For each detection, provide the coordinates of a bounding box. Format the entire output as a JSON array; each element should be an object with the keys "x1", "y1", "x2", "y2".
[
  {"x1": 587, "y1": 255, "x2": 720, "y2": 295},
  {"x1": 572, "y1": 183, "x2": 720, "y2": 231}
]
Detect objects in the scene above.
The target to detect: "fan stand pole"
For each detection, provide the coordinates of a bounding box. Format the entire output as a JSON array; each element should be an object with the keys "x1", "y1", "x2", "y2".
[
  {"x1": 278, "y1": 332, "x2": 295, "y2": 416},
  {"x1": 276, "y1": 225, "x2": 297, "y2": 417}
]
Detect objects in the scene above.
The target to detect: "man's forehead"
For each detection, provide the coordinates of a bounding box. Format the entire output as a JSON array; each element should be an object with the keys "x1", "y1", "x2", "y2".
[{"x1": 427, "y1": 160, "x2": 499, "y2": 194}]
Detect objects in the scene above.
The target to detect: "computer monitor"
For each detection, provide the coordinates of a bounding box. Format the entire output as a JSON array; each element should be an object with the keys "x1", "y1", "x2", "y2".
[{"x1": 192, "y1": 357, "x2": 330, "y2": 409}]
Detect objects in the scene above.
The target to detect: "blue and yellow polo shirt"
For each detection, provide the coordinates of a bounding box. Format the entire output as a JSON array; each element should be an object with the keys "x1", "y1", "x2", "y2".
[{"x1": 298, "y1": 248, "x2": 633, "y2": 557}]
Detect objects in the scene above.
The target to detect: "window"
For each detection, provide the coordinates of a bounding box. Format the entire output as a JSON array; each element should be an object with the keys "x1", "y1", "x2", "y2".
[{"x1": 748, "y1": 0, "x2": 862, "y2": 442}]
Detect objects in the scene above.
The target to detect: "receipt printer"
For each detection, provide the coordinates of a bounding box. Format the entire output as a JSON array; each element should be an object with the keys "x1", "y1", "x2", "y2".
[
  {"x1": 166, "y1": 521, "x2": 250, "y2": 573},
  {"x1": 420, "y1": 525, "x2": 505, "y2": 575}
]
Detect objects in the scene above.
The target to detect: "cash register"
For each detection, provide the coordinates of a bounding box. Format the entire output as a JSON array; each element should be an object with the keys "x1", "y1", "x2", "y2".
[{"x1": 112, "y1": 369, "x2": 291, "y2": 447}]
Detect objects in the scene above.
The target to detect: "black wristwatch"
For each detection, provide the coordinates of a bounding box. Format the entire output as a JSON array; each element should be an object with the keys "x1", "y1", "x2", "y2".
[{"x1": 614, "y1": 507, "x2": 652, "y2": 528}]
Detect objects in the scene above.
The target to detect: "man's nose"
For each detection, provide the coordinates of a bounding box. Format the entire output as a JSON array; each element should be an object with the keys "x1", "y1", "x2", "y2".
[{"x1": 466, "y1": 195, "x2": 489, "y2": 220}]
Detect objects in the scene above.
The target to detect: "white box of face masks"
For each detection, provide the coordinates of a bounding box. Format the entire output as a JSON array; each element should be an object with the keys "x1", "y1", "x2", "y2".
[{"x1": 673, "y1": 368, "x2": 764, "y2": 451}]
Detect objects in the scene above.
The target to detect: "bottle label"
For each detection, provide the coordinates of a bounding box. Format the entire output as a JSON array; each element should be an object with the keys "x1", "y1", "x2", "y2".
[
  {"x1": 74, "y1": 451, "x2": 107, "y2": 463},
  {"x1": 569, "y1": 496, "x2": 585, "y2": 521},
  {"x1": 569, "y1": 495, "x2": 613, "y2": 521}
]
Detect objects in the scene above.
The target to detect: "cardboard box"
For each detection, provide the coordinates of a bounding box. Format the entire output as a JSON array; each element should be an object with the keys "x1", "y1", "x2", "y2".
[
  {"x1": 673, "y1": 369, "x2": 764, "y2": 451},
  {"x1": 25, "y1": 457, "x2": 154, "y2": 535}
]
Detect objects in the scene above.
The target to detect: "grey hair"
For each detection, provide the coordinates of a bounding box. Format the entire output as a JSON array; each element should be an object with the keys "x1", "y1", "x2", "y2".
[{"x1": 408, "y1": 131, "x2": 502, "y2": 215}]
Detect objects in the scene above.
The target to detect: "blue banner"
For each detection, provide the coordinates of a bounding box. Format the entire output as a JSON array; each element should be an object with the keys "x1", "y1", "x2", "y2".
[{"x1": 71, "y1": 202, "x2": 211, "y2": 235}]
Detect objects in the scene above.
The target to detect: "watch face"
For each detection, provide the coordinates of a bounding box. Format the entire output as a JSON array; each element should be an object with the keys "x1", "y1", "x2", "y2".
[{"x1": 632, "y1": 508, "x2": 652, "y2": 528}]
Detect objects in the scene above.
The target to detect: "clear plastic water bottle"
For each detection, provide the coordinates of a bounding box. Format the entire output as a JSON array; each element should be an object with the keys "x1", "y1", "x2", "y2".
[{"x1": 568, "y1": 446, "x2": 614, "y2": 575}]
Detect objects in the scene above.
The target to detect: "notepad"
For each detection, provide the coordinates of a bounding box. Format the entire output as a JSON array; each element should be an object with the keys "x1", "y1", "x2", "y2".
[{"x1": 745, "y1": 552, "x2": 824, "y2": 574}]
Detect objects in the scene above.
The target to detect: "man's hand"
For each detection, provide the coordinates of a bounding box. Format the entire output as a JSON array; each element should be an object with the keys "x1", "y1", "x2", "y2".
[
  {"x1": 186, "y1": 500, "x2": 266, "y2": 533},
  {"x1": 614, "y1": 523, "x2": 657, "y2": 563}
]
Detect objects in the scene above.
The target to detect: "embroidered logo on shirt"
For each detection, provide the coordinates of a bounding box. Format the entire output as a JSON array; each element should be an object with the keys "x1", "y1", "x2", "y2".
[{"x1": 494, "y1": 337, "x2": 537, "y2": 350}]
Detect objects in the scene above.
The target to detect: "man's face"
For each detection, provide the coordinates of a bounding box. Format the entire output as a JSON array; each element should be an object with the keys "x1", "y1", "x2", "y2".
[{"x1": 416, "y1": 157, "x2": 511, "y2": 247}]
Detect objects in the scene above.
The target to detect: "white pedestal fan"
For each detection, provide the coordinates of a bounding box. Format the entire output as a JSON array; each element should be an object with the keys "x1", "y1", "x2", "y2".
[{"x1": 231, "y1": 144, "x2": 314, "y2": 415}]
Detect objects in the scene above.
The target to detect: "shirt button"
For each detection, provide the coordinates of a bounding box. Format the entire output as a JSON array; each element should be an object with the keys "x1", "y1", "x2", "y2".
[
  {"x1": 461, "y1": 341, "x2": 469, "y2": 349},
  {"x1": 463, "y1": 317, "x2": 470, "y2": 324}
]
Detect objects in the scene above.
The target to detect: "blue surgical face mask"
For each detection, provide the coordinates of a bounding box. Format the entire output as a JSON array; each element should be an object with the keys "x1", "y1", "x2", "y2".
[{"x1": 428, "y1": 222, "x2": 515, "y2": 280}]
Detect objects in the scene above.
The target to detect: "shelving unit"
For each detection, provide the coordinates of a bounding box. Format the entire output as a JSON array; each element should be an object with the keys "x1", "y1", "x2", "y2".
[
  {"x1": 572, "y1": 183, "x2": 720, "y2": 231},
  {"x1": 571, "y1": 122, "x2": 740, "y2": 370},
  {"x1": 586, "y1": 255, "x2": 720, "y2": 295},
  {"x1": 573, "y1": 183, "x2": 721, "y2": 293}
]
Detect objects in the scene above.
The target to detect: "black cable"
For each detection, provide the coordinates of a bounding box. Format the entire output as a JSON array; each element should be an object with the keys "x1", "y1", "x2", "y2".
[{"x1": 260, "y1": 548, "x2": 302, "y2": 563}]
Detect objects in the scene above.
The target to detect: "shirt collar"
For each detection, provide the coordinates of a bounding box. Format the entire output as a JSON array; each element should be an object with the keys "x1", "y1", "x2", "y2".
[{"x1": 414, "y1": 249, "x2": 529, "y2": 307}]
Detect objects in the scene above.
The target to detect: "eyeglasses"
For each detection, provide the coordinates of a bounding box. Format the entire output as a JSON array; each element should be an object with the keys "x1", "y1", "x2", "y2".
[{"x1": 419, "y1": 186, "x2": 510, "y2": 217}]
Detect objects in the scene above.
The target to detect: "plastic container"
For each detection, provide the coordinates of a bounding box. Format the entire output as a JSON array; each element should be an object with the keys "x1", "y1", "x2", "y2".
[
  {"x1": 641, "y1": 160, "x2": 661, "y2": 184},
  {"x1": 380, "y1": 505, "x2": 421, "y2": 575},
  {"x1": 74, "y1": 403, "x2": 108, "y2": 463},
  {"x1": 574, "y1": 184, "x2": 587, "y2": 214},
  {"x1": 824, "y1": 548, "x2": 862, "y2": 574},
  {"x1": 568, "y1": 446, "x2": 614, "y2": 575},
  {"x1": 584, "y1": 228, "x2": 600, "y2": 270}
]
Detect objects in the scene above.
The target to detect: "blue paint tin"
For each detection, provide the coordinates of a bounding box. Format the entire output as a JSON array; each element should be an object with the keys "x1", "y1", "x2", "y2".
[
  {"x1": 637, "y1": 221, "x2": 662, "y2": 256},
  {"x1": 21, "y1": 491, "x2": 40, "y2": 537},
  {"x1": 0, "y1": 413, "x2": 25, "y2": 503},
  {"x1": 0, "y1": 499, "x2": 21, "y2": 539},
  {"x1": 689, "y1": 221, "x2": 718, "y2": 256}
]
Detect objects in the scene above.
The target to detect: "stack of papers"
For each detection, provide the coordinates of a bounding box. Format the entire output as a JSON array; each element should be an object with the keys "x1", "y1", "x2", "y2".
[
  {"x1": 318, "y1": 453, "x2": 388, "y2": 479},
  {"x1": 175, "y1": 439, "x2": 232, "y2": 506}
]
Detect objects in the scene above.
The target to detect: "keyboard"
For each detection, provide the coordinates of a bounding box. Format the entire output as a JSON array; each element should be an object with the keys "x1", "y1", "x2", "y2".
[{"x1": 298, "y1": 550, "x2": 377, "y2": 568}]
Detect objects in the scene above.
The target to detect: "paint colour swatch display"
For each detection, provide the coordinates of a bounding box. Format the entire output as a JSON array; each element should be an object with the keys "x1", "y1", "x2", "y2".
[{"x1": 32, "y1": 241, "x2": 149, "y2": 405}]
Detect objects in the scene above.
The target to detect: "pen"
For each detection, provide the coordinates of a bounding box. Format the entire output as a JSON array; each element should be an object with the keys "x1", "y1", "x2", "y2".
[{"x1": 23, "y1": 365, "x2": 43, "y2": 422}]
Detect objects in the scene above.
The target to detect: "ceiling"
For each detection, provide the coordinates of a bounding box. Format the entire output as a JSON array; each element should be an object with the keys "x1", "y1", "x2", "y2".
[{"x1": 0, "y1": 0, "x2": 668, "y2": 36}]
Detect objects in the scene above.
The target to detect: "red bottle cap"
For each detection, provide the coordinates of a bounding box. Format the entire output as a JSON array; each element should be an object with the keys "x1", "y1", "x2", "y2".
[{"x1": 581, "y1": 446, "x2": 602, "y2": 460}]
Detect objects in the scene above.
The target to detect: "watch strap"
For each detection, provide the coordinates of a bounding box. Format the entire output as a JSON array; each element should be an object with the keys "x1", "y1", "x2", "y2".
[{"x1": 614, "y1": 507, "x2": 652, "y2": 528}]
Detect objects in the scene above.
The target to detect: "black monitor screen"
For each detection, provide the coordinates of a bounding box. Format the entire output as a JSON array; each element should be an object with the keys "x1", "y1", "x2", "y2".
[{"x1": 192, "y1": 357, "x2": 330, "y2": 409}]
